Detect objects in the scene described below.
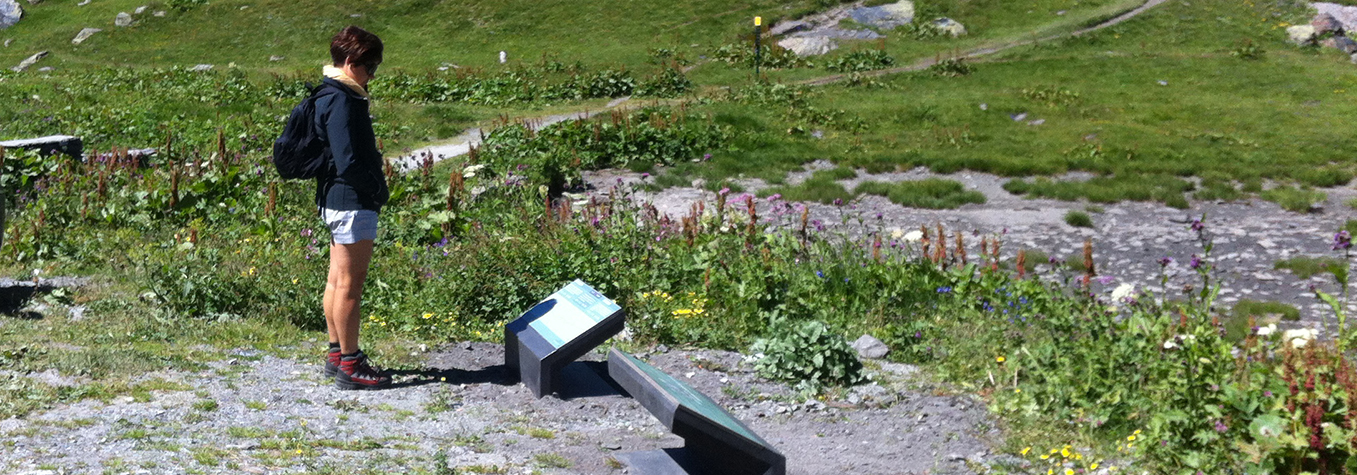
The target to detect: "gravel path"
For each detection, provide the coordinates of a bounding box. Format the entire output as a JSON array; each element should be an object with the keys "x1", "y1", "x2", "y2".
[
  {"x1": 586, "y1": 163, "x2": 1357, "y2": 336},
  {"x1": 1, "y1": 343, "x2": 1002, "y2": 474}
]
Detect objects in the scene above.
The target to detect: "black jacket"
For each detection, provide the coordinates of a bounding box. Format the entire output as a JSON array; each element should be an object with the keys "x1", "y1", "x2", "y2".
[{"x1": 314, "y1": 77, "x2": 390, "y2": 212}]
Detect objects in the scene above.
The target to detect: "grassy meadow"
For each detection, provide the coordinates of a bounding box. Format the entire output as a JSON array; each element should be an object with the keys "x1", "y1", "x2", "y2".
[{"x1": 4, "y1": 0, "x2": 1357, "y2": 473}]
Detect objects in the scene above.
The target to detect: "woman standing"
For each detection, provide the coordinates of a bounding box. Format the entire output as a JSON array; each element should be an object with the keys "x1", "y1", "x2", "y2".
[{"x1": 316, "y1": 26, "x2": 391, "y2": 390}]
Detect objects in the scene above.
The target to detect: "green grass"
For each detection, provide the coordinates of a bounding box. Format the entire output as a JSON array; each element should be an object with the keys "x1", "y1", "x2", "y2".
[
  {"x1": 853, "y1": 179, "x2": 986, "y2": 209},
  {"x1": 757, "y1": 169, "x2": 854, "y2": 204},
  {"x1": 1064, "y1": 210, "x2": 1093, "y2": 228},
  {"x1": 1262, "y1": 186, "x2": 1327, "y2": 213},
  {"x1": 1274, "y1": 256, "x2": 1347, "y2": 280},
  {"x1": 1223, "y1": 300, "x2": 1301, "y2": 342}
]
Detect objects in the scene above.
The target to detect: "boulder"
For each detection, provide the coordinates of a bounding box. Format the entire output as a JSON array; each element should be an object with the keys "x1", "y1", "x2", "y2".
[
  {"x1": 769, "y1": 20, "x2": 809, "y2": 36},
  {"x1": 114, "y1": 12, "x2": 131, "y2": 27},
  {"x1": 10, "y1": 50, "x2": 45, "y2": 72},
  {"x1": 932, "y1": 17, "x2": 967, "y2": 37},
  {"x1": 153, "y1": 11, "x2": 165, "y2": 17},
  {"x1": 0, "y1": 135, "x2": 82, "y2": 157},
  {"x1": 777, "y1": 35, "x2": 838, "y2": 56},
  {"x1": 134, "y1": 5, "x2": 147, "y2": 15},
  {"x1": 1324, "y1": 35, "x2": 1357, "y2": 54},
  {"x1": 71, "y1": 27, "x2": 100, "y2": 45},
  {"x1": 1314, "y1": 3, "x2": 1357, "y2": 33},
  {"x1": 1287, "y1": 24, "x2": 1318, "y2": 45},
  {"x1": 0, "y1": 0, "x2": 21, "y2": 30},
  {"x1": 851, "y1": 334, "x2": 890, "y2": 359},
  {"x1": 1313, "y1": 13, "x2": 1344, "y2": 35},
  {"x1": 1350, "y1": 52, "x2": 1357, "y2": 64},
  {"x1": 848, "y1": 1, "x2": 915, "y2": 30}
]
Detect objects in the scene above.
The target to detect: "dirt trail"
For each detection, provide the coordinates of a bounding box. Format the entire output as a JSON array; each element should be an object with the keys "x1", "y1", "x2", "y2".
[
  {"x1": 800, "y1": 0, "x2": 1168, "y2": 86},
  {"x1": 394, "y1": 0, "x2": 1168, "y2": 167}
]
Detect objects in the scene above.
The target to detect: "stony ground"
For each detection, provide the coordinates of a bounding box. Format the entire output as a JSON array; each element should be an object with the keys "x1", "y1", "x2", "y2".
[
  {"x1": 586, "y1": 161, "x2": 1357, "y2": 336},
  {"x1": 1, "y1": 342, "x2": 1005, "y2": 475}
]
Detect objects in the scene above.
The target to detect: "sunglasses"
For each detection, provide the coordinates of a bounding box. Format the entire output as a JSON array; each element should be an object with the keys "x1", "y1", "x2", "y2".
[{"x1": 362, "y1": 61, "x2": 380, "y2": 76}]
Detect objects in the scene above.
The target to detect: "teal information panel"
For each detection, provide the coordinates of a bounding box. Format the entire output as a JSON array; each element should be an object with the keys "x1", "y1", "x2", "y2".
[
  {"x1": 616, "y1": 351, "x2": 768, "y2": 446},
  {"x1": 528, "y1": 280, "x2": 621, "y2": 349}
]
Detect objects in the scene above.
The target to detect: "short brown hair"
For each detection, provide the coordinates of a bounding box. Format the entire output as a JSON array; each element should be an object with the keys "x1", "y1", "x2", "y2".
[{"x1": 330, "y1": 26, "x2": 383, "y2": 67}]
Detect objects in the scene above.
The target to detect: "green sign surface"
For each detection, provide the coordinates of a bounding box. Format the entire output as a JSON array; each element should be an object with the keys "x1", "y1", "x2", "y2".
[{"x1": 616, "y1": 351, "x2": 769, "y2": 446}]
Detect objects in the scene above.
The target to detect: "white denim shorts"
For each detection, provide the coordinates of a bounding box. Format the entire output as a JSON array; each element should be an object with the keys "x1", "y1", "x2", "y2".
[{"x1": 321, "y1": 208, "x2": 379, "y2": 244}]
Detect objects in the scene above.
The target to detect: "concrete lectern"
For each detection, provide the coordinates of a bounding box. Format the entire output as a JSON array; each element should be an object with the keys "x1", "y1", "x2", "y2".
[
  {"x1": 505, "y1": 280, "x2": 625, "y2": 398},
  {"x1": 608, "y1": 348, "x2": 786, "y2": 475}
]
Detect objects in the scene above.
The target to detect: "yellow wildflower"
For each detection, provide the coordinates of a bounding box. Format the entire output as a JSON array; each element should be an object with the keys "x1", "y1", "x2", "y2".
[
  {"x1": 1065, "y1": 470, "x2": 1074, "y2": 475},
  {"x1": 1060, "y1": 447, "x2": 1071, "y2": 458},
  {"x1": 1090, "y1": 462, "x2": 1100, "y2": 470},
  {"x1": 1021, "y1": 447, "x2": 1031, "y2": 456},
  {"x1": 996, "y1": 356, "x2": 1005, "y2": 363}
]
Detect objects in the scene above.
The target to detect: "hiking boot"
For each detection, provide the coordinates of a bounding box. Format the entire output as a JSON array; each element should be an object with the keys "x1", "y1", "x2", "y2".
[
  {"x1": 335, "y1": 351, "x2": 392, "y2": 390},
  {"x1": 323, "y1": 347, "x2": 341, "y2": 378}
]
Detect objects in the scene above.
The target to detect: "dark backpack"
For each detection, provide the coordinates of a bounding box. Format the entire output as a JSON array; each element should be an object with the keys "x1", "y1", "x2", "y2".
[{"x1": 271, "y1": 84, "x2": 334, "y2": 180}]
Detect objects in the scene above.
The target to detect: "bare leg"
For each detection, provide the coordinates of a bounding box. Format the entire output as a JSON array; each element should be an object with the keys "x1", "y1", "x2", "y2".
[{"x1": 324, "y1": 239, "x2": 375, "y2": 354}]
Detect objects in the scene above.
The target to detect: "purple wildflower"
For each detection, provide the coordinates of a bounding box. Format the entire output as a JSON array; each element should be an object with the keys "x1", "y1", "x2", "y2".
[
  {"x1": 719, "y1": 187, "x2": 730, "y2": 196},
  {"x1": 833, "y1": 198, "x2": 843, "y2": 206},
  {"x1": 1158, "y1": 256, "x2": 1173, "y2": 267},
  {"x1": 1214, "y1": 420, "x2": 1228, "y2": 433},
  {"x1": 767, "y1": 194, "x2": 782, "y2": 202},
  {"x1": 1191, "y1": 219, "x2": 1204, "y2": 233},
  {"x1": 640, "y1": 173, "x2": 650, "y2": 179},
  {"x1": 1334, "y1": 231, "x2": 1352, "y2": 251},
  {"x1": 703, "y1": 153, "x2": 712, "y2": 161},
  {"x1": 1095, "y1": 275, "x2": 1115, "y2": 285},
  {"x1": 1189, "y1": 254, "x2": 1203, "y2": 270}
]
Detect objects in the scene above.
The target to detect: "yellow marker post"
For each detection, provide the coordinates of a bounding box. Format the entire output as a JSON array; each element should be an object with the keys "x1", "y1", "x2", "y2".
[{"x1": 753, "y1": 17, "x2": 763, "y2": 77}]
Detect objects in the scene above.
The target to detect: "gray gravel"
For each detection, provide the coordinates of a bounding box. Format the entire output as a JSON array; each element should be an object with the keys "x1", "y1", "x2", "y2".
[{"x1": 1, "y1": 342, "x2": 1004, "y2": 474}]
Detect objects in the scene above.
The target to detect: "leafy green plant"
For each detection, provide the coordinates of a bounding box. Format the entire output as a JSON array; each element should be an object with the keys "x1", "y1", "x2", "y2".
[
  {"x1": 751, "y1": 319, "x2": 864, "y2": 390},
  {"x1": 1230, "y1": 39, "x2": 1265, "y2": 60},
  {"x1": 927, "y1": 57, "x2": 973, "y2": 77},
  {"x1": 825, "y1": 50, "x2": 896, "y2": 73}
]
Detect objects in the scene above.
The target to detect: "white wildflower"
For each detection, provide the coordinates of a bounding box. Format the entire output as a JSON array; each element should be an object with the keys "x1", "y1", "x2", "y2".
[
  {"x1": 1111, "y1": 283, "x2": 1135, "y2": 301},
  {"x1": 463, "y1": 164, "x2": 487, "y2": 178},
  {"x1": 1256, "y1": 324, "x2": 1277, "y2": 337},
  {"x1": 1163, "y1": 340, "x2": 1177, "y2": 349},
  {"x1": 890, "y1": 228, "x2": 904, "y2": 240},
  {"x1": 903, "y1": 231, "x2": 924, "y2": 243},
  {"x1": 1283, "y1": 328, "x2": 1318, "y2": 348}
]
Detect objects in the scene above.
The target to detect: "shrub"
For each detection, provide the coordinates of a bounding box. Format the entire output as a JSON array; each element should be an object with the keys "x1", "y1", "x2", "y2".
[
  {"x1": 928, "y1": 57, "x2": 973, "y2": 77},
  {"x1": 751, "y1": 319, "x2": 864, "y2": 390}
]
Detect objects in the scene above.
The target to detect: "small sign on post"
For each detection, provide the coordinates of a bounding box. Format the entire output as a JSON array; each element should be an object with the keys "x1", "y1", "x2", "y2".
[
  {"x1": 505, "y1": 280, "x2": 626, "y2": 398},
  {"x1": 609, "y1": 348, "x2": 786, "y2": 475}
]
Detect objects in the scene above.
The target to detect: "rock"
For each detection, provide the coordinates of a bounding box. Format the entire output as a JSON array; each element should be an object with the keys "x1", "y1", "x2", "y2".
[
  {"x1": 1287, "y1": 25, "x2": 1318, "y2": 46},
  {"x1": 189, "y1": 64, "x2": 213, "y2": 72},
  {"x1": 1313, "y1": 13, "x2": 1344, "y2": 35},
  {"x1": 114, "y1": 11, "x2": 132, "y2": 27},
  {"x1": 1333, "y1": 35, "x2": 1357, "y2": 54},
  {"x1": 769, "y1": 20, "x2": 809, "y2": 36},
  {"x1": 0, "y1": 0, "x2": 21, "y2": 30},
  {"x1": 931, "y1": 17, "x2": 967, "y2": 37},
  {"x1": 269, "y1": 55, "x2": 285, "y2": 62},
  {"x1": 3, "y1": 38, "x2": 9, "y2": 47},
  {"x1": 134, "y1": 5, "x2": 147, "y2": 15},
  {"x1": 1350, "y1": 52, "x2": 1357, "y2": 64},
  {"x1": 851, "y1": 334, "x2": 889, "y2": 359},
  {"x1": 153, "y1": 10, "x2": 165, "y2": 17},
  {"x1": 10, "y1": 50, "x2": 45, "y2": 72},
  {"x1": 848, "y1": 0, "x2": 915, "y2": 30},
  {"x1": 0, "y1": 134, "x2": 83, "y2": 157},
  {"x1": 71, "y1": 27, "x2": 101, "y2": 45},
  {"x1": 25, "y1": 0, "x2": 38, "y2": 5},
  {"x1": 1313, "y1": 3, "x2": 1357, "y2": 33},
  {"x1": 35, "y1": 65, "x2": 49, "y2": 72},
  {"x1": 777, "y1": 36, "x2": 838, "y2": 56}
]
